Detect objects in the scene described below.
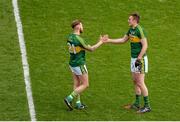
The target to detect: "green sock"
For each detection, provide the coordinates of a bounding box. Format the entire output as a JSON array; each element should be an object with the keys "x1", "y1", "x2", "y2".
[
  {"x1": 144, "y1": 96, "x2": 150, "y2": 107},
  {"x1": 76, "y1": 94, "x2": 81, "y2": 106},
  {"x1": 66, "y1": 91, "x2": 78, "y2": 102},
  {"x1": 71, "y1": 91, "x2": 78, "y2": 97},
  {"x1": 76, "y1": 100, "x2": 81, "y2": 107},
  {"x1": 76, "y1": 94, "x2": 80, "y2": 102},
  {"x1": 66, "y1": 95, "x2": 73, "y2": 102},
  {"x1": 133, "y1": 94, "x2": 141, "y2": 106}
]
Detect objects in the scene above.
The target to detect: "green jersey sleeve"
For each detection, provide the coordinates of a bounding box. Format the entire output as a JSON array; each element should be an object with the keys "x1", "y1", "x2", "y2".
[
  {"x1": 137, "y1": 26, "x2": 146, "y2": 39},
  {"x1": 126, "y1": 29, "x2": 130, "y2": 36},
  {"x1": 76, "y1": 35, "x2": 89, "y2": 48}
]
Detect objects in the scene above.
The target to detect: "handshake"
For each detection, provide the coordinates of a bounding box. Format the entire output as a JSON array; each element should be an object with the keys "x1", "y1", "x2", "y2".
[
  {"x1": 99, "y1": 35, "x2": 109, "y2": 43},
  {"x1": 89, "y1": 34, "x2": 111, "y2": 51}
]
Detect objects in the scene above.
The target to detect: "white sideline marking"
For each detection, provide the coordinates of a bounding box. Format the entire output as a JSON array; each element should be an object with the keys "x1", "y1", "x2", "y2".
[{"x1": 12, "y1": 0, "x2": 36, "y2": 121}]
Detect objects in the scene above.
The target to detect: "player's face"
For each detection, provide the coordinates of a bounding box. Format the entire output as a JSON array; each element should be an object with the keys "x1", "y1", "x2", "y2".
[
  {"x1": 128, "y1": 16, "x2": 135, "y2": 26},
  {"x1": 79, "y1": 23, "x2": 83, "y2": 33}
]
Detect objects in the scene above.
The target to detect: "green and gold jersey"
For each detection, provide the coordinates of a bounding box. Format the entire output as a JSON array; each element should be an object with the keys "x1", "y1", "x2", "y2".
[
  {"x1": 67, "y1": 33, "x2": 88, "y2": 67},
  {"x1": 126, "y1": 25, "x2": 147, "y2": 58}
]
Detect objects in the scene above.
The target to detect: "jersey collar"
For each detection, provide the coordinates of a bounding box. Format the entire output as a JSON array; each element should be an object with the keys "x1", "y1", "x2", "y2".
[{"x1": 132, "y1": 24, "x2": 139, "y2": 29}]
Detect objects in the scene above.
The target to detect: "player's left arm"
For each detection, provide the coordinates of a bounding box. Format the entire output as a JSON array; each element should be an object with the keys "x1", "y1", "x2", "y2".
[{"x1": 137, "y1": 38, "x2": 148, "y2": 60}]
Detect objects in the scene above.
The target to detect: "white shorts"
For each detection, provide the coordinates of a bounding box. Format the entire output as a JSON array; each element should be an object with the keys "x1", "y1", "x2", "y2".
[
  {"x1": 131, "y1": 56, "x2": 148, "y2": 73},
  {"x1": 69, "y1": 64, "x2": 88, "y2": 75}
]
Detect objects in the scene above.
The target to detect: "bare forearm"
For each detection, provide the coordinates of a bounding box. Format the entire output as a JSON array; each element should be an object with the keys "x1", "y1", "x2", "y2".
[
  {"x1": 138, "y1": 38, "x2": 148, "y2": 59},
  {"x1": 107, "y1": 38, "x2": 126, "y2": 44},
  {"x1": 138, "y1": 46, "x2": 147, "y2": 59},
  {"x1": 91, "y1": 41, "x2": 103, "y2": 50},
  {"x1": 86, "y1": 41, "x2": 103, "y2": 52},
  {"x1": 105, "y1": 35, "x2": 129, "y2": 44}
]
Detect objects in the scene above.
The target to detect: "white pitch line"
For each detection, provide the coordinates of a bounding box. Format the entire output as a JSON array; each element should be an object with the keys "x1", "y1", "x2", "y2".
[{"x1": 12, "y1": 0, "x2": 36, "y2": 121}]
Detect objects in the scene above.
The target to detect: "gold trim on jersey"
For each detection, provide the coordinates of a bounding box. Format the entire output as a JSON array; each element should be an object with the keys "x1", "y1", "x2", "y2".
[
  {"x1": 75, "y1": 46, "x2": 85, "y2": 53},
  {"x1": 129, "y1": 34, "x2": 141, "y2": 43},
  {"x1": 68, "y1": 45, "x2": 85, "y2": 54}
]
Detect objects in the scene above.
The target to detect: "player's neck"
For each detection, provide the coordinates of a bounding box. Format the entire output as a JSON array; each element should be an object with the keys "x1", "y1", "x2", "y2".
[
  {"x1": 73, "y1": 30, "x2": 80, "y2": 35},
  {"x1": 132, "y1": 23, "x2": 138, "y2": 28}
]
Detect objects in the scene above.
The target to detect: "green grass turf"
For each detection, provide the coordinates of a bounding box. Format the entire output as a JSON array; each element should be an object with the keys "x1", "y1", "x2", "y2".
[
  {"x1": 3, "y1": 0, "x2": 180, "y2": 120},
  {"x1": 0, "y1": 0, "x2": 29, "y2": 120}
]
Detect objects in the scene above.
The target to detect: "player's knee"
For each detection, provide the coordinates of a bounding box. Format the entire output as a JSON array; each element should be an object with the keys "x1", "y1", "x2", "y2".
[
  {"x1": 133, "y1": 80, "x2": 136, "y2": 84},
  {"x1": 133, "y1": 77, "x2": 138, "y2": 83},
  {"x1": 136, "y1": 81, "x2": 143, "y2": 87},
  {"x1": 82, "y1": 82, "x2": 89, "y2": 88},
  {"x1": 86, "y1": 83, "x2": 89, "y2": 88}
]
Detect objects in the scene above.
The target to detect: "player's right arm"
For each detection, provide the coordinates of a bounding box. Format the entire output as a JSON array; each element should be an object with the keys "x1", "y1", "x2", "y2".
[
  {"x1": 77, "y1": 36, "x2": 103, "y2": 52},
  {"x1": 104, "y1": 35, "x2": 129, "y2": 44},
  {"x1": 86, "y1": 41, "x2": 103, "y2": 52}
]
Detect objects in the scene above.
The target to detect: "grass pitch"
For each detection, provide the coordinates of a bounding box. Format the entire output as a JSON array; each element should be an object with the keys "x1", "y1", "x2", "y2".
[{"x1": 0, "y1": 0, "x2": 180, "y2": 120}]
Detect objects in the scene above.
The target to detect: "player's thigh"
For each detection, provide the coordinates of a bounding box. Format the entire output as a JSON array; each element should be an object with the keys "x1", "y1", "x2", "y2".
[
  {"x1": 78, "y1": 73, "x2": 89, "y2": 86},
  {"x1": 72, "y1": 73, "x2": 81, "y2": 89},
  {"x1": 69, "y1": 64, "x2": 89, "y2": 86},
  {"x1": 131, "y1": 72, "x2": 137, "y2": 83},
  {"x1": 135, "y1": 73, "x2": 145, "y2": 85}
]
